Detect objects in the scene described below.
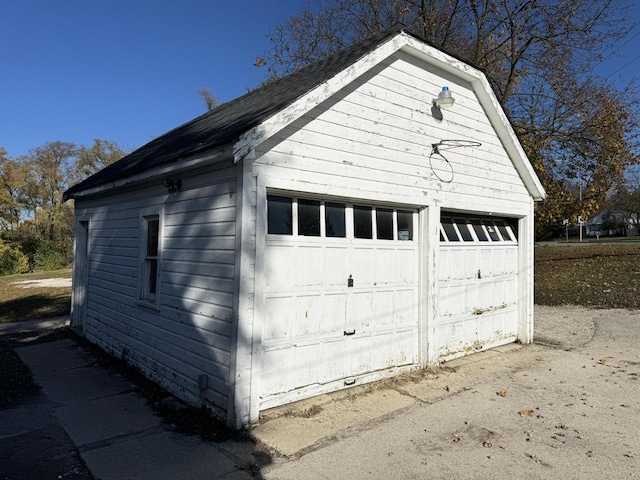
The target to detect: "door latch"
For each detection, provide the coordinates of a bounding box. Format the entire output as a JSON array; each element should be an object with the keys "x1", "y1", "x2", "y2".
[
  {"x1": 348, "y1": 274, "x2": 354, "y2": 287},
  {"x1": 344, "y1": 330, "x2": 356, "y2": 336}
]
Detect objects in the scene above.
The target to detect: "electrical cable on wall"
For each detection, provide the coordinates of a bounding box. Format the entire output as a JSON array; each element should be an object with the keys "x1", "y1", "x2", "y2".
[{"x1": 429, "y1": 139, "x2": 482, "y2": 183}]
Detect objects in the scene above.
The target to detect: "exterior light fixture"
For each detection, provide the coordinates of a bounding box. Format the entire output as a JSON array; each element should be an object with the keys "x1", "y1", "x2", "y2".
[
  {"x1": 434, "y1": 86, "x2": 455, "y2": 109},
  {"x1": 163, "y1": 178, "x2": 181, "y2": 192}
]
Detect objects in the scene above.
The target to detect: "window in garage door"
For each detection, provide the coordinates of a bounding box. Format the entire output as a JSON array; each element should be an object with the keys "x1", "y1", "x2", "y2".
[
  {"x1": 439, "y1": 215, "x2": 517, "y2": 243},
  {"x1": 267, "y1": 195, "x2": 415, "y2": 241}
]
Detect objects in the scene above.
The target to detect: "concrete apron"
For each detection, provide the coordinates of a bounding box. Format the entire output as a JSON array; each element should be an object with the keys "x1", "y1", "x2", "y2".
[{"x1": 252, "y1": 342, "x2": 533, "y2": 457}]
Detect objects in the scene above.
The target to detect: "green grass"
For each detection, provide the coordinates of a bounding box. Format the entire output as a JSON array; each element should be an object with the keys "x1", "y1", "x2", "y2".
[
  {"x1": 535, "y1": 243, "x2": 640, "y2": 308},
  {"x1": 0, "y1": 269, "x2": 72, "y2": 323}
]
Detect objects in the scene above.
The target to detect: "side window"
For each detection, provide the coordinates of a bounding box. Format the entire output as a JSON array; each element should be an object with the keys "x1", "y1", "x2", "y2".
[{"x1": 141, "y1": 214, "x2": 161, "y2": 303}]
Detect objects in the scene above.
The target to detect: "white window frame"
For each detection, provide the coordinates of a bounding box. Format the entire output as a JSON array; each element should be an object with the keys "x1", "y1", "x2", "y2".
[
  {"x1": 439, "y1": 214, "x2": 518, "y2": 244},
  {"x1": 266, "y1": 193, "x2": 418, "y2": 242},
  {"x1": 139, "y1": 207, "x2": 163, "y2": 307}
]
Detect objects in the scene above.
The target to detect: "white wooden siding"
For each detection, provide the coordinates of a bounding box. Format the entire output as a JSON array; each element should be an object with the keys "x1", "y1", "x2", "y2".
[
  {"x1": 73, "y1": 161, "x2": 237, "y2": 418},
  {"x1": 254, "y1": 52, "x2": 531, "y2": 216}
]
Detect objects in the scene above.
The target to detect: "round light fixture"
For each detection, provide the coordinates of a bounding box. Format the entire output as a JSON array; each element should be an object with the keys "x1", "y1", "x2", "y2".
[{"x1": 435, "y1": 86, "x2": 455, "y2": 109}]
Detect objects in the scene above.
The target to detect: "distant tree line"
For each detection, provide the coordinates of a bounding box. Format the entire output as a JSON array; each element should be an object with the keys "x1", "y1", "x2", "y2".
[{"x1": 0, "y1": 140, "x2": 126, "y2": 275}]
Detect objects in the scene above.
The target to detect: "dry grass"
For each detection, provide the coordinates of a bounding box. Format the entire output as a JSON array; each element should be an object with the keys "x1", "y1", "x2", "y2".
[
  {"x1": 535, "y1": 243, "x2": 640, "y2": 308},
  {"x1": 0, "y1": 269, "x2": 72, "y2": 323}
]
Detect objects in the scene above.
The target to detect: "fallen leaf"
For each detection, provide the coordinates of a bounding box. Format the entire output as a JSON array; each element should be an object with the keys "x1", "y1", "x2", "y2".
[
  {"x1": 497, "y1": 389, "x2": 507, "y2": 397},
  {"x1": 621, "y1": 403, "x2": 630, "y2": 408},
  {"x1": 598, "y1": 358, "x2": 607, "y2": 365},
  {"x1": 519, "y1": 409, "x2": 534, "y2": 417}
]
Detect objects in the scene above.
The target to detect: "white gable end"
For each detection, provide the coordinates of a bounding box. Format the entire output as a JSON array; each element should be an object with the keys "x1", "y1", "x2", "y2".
[
  {"x1": 254, "y1": 51, "x2": 533, "y2": 215},
  {"x1": 237, "y1": 31, "x2": 545, "y2": 203}
]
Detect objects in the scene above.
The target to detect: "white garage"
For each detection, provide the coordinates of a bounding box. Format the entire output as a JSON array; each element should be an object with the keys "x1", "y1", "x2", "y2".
[{"x1": 66, "y1": 26, "x2": 545, "y2": 429}]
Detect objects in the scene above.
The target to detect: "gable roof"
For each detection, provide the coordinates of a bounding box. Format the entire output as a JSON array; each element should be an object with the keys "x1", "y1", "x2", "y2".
[{"x1": 64, "y1": 25, "x2": 545, "y2": 201}]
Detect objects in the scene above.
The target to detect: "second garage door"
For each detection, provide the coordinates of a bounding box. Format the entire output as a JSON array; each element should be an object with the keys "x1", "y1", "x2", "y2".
[{"x1": 437, "y1": 213, "x2": 520, "y2": 360}]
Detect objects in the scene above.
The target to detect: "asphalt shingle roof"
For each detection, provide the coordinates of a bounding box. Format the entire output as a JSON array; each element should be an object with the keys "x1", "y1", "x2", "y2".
[{"x1": 64, "y1": 26, "x2": 424, "y2": 200}]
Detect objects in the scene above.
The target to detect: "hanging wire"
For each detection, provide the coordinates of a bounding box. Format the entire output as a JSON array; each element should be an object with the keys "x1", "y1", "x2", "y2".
[{"x1": 428, "y1": 139, "x2": 482, "y2": 184}]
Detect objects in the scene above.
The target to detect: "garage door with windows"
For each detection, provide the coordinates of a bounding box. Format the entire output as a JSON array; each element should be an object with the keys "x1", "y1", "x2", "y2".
[
  {"x1": 261, "y1": 194, "x2": 419, "y2": 408},
  {"x1": 437, "y1": 213, "x2": 519, "y2": 360}
]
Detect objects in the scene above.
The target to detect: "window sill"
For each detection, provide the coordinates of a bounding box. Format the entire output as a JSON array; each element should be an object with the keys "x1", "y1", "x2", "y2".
[{"x1": 137, "y1": 300, "x2": 160, "y2": 312}]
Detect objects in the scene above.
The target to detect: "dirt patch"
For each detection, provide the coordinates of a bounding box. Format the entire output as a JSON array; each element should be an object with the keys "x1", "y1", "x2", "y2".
[{"x1": 11, "y1": 278, "x2": 72, "y2": 288}]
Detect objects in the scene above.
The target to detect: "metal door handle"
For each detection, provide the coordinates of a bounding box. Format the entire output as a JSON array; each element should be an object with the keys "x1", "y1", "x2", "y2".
[{"x1": 344, "y1": 330, "x2": 356, "y2": 336}]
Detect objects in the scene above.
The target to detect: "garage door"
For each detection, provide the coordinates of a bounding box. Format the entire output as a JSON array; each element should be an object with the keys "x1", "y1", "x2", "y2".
[
  {"x1": 437, "y1": 214, "x2": 519, "y2": 360},
  {"x1": 260, "y1": 195, "x2": 419, "y2": 408}
]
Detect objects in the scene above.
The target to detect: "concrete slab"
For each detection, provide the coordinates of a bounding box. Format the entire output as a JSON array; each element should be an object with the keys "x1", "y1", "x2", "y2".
[
  {"x1": 17, "y1": 340, "x2": 93, "y2": 374},
  {"x1": 33, "y1": 366, "x2": 132, "y2": 406},
  {"x1": 56, "y1": 391, "x2": 162, "y2": 447},
  {"x1": 81, "y1": 430, "x2": 252, "y2": 480},
  {"x1": 252, "y1": 388, "x2": 414, "y2": 457}
]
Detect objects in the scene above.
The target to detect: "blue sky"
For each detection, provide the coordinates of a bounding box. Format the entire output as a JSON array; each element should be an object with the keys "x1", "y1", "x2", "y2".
[
  {"x1": 1, "y1": 1, "x2": 638, "y2": 159},
  {"x1": 0, "y1": 0, "x2": 309, "y2": 157}
]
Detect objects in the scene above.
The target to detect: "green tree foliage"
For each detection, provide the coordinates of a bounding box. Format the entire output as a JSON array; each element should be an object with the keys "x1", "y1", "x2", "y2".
[
  {"x1": 0, "y1": 240, "x2": 29, "y2": 276},
  {"x1": 0, "y1": 148, "x2": 28, "y2": 231},
  {"x1": 0, "y1": 139, "x2": 126, "y2": 273},
  {"x1": 257, "y1": 0, "x2": 640, "y2": 237}
]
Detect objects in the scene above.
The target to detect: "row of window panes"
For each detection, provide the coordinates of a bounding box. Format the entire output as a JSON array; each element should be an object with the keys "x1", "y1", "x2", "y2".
[
  {"x1": 267, "y1": 195, "x2": 415, "y2": 241},
  {"x1": 440, "y1": 216, "x2": 517, "y2": 243}
]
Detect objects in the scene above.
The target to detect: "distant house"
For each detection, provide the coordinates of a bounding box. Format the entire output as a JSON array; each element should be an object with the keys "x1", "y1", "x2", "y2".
[
  {"x1": 586, "y1": 211, "x2": 632, "y2": 237},
  {"x1": 64, "y1": 26, "x2": 545, "y2": 429}
]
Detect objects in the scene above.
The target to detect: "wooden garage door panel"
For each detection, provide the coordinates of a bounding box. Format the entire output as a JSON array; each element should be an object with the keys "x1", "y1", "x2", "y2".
[
  {"x1": 264, "y1": 296, "x2": 293, "y2": 340},
  {"x1": 324, "y1": 247, "x2": 349, "y2": 286},
  {"x1": 292, "y1": 294, "x2": 324, "y2": 337},
  {"x1": 262, "y1": 240, "x2": 419, "y2": 401},
  {"x1": 266, "y1": 244, "x2": 295, "y2": 289},
  {"x1": 438, "y1": 243, "x2": 519, "y2": 360}
]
